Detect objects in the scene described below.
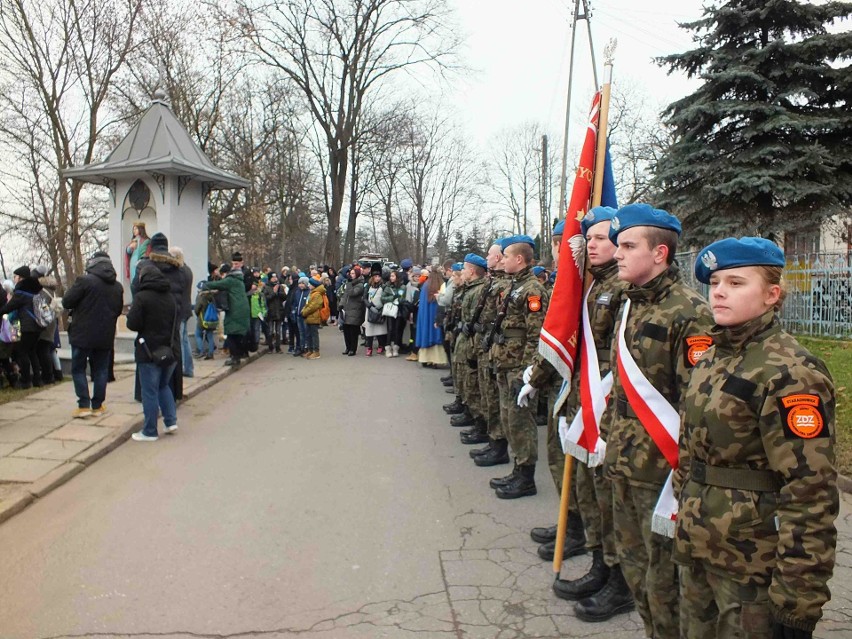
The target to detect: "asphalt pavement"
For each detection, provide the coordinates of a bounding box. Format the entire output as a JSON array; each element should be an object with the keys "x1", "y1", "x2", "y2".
[{"x1": 0, "y1": 330, "x2": 850, "y2": 638}]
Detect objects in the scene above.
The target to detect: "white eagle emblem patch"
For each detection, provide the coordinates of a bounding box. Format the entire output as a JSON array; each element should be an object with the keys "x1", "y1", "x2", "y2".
[
  {"x1": 701, "y1": 250, "x2": 718, "y2": 271},
  {"x1": 611, "y1": 216, "x2": 620, "y2": 231}
]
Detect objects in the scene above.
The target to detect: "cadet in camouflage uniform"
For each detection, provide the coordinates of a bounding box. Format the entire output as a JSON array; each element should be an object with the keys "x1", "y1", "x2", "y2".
[
  {"x1": 469, "y1": 243, "x2": 513, "y2": 467},
  {"x1": 546, "y1": 208, "x2": 634, "y2": 623},
  {"x1": 676, "y1": 237, "x2": 838, "y2": 639},
  {"x1": 597, "y1": 203, "x2": 714, "y2": 639},
  {"x1": 453, "y1": 254, "x2": 489, "y2": 445},
  {"x1": 445, "y1": 264, "x2": 470, "y2": 424},
  {"x1": 488, "y1": 235, "x2": 549, "y2": 499},
  {"x1": 521, "y1": 219, "x2": 587, "y2": 560}
]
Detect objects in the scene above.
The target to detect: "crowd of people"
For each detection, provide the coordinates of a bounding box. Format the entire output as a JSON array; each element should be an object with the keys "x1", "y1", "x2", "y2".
[
  {"x1": 435, "y1": 204, "x2": 838, "y2": 639},
  {"x1": 0, "y1": 203, "x2": 840, "y2": 638}
]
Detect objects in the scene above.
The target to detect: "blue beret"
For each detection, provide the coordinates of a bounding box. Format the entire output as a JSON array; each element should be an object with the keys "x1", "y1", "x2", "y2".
[
  {"x1": 553, "y1": 219, "x2": 566, "y2": 236},
  {"x1": 400, "y1": 258, "x2": 413, "y2": 269},
  {"x1": 548, "y1": 270, "x2": 557, "y2": 283},
  {"x1": 532, "y1": 266, "x2": 546, "y2": 276},
  {"x1": 581, "y1": 206, "x2": 618, "y2": 236},
  {"x1": 609, "y1": 203, "x2": 682, "y2": 245},
  {"x1": 503, "y1": 234, "x2": 536, "y2": 249},
  {"x1": 463, "y1": 253, "x2": 487, "y2": 269},
  {"x1": 694, "y1": 237, "x2": 784, "y2": 284},
  {"x1": 451, "y1": 262, "x2": 463, "y2": 272}
]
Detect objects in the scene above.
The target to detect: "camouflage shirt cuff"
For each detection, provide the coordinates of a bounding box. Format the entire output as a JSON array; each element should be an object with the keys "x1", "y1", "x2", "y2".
[{"x1": 769, "y1": 601, "x2": 818, "y2": 632}]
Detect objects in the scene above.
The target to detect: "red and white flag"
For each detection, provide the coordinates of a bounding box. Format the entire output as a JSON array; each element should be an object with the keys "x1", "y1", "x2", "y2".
[{"x1": 537, "y1": 92, "x2": 602, "y2": 386}]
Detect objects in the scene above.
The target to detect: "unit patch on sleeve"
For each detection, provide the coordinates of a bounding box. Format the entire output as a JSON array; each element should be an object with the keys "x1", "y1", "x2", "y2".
[
  {"x1": 527, "y1": 295, "x2": 542, "y2": 312},
  {"x1": 778, "y1": 394, "x2": 828, "y2": 439},
  {"x1": 684, "y1": 335, "x2": 713, "y2": 367}
]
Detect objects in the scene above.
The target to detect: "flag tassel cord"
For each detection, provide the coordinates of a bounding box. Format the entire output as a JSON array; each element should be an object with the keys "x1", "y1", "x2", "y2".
[{"x1": 553, "y1": 38, "x2": 617, "y2": 580}]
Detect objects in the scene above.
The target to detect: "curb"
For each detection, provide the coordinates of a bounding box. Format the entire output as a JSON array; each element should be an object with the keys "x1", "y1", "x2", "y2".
[
  {"x1": 838, "y1": 474, "x2": 852, "y2": 495},
  {"x1": 0, "y1": 351, "x2": 266, "y2": 526}
]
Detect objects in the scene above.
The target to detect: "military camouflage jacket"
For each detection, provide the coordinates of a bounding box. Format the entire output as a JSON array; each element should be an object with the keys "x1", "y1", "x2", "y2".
[
  {"x1": 475, "y1": 271, "x2": 511, "y2": 355},
  {"x1": 559, "y1": 261, "x2": 626, "y2": 432},
  {"x1": 490, "y1": 266, "x2": 549, "y2": 373},
  {"x1": 603, "y1": 263, "x2": 714, "y2": 486},
  {"x1": 674, "y1": 310, "x2": 837, "y2": 632},
  {"x1": 454, "y1": 278, "x2": 486, "y2": 362}
]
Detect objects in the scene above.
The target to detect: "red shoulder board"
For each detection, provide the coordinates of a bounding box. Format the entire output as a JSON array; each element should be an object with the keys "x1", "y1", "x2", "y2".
[
  {"x1": 528, "y1": 295, "x2": 542, "y2": 312},
  {"x1": 684, "y1": 335, "x2": 713, "y2": 367},
  {"x1": 778, "y1": 394, "x2": 828, "y2": 439}
]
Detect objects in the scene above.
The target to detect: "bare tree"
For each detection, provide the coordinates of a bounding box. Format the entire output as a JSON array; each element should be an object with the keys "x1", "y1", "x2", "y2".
[
  {"x1": 487, "y1": 123, "x2": 543, "y2": 236},
  {"x1": 0, "y1": 0, "x2": 142, "y2": 286},
  {"x1": 229, "y1": 0, "x2": 460, "y2": 266}
]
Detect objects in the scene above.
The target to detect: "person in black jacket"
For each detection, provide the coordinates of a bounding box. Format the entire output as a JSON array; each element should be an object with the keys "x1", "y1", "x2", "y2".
[
  {"x1": 262, "y1": 271, "x2": 286, "y2": 353},
  {"x1": 168, "y1": 246, "x2": 195, "y2": 378},
  {"x1": 0, "y1": 266, "x2": 44, "y2": 389},
  {"x1": 62, "y1": 252, "x2": 124, "y2": 416},
  {"x1": 126, "y1": 263, "x2": 179, "y2": 441}
]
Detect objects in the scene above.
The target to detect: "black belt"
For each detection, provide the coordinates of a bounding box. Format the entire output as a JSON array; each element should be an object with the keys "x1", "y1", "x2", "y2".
[{"x1": 690, "y1": 460, "x2": 781, "y2": 493}]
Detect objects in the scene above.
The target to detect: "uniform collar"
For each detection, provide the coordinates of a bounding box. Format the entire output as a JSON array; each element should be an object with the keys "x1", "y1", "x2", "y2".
[
  {"x1": 511, "y1": 265, "x2": 533, "y2": 281},
  {"x1": 590, "y1": 259, "x2": 618, "y2": 281},
  {"x1": 712, "y1": 309, "x2": 778, "y2": 353},
  {"x1": 625, "y1": 263, "x2": 680, "y2": 303}
]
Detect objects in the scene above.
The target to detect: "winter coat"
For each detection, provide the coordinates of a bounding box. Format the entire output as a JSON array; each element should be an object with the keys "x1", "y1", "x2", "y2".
[
  {"x1": 132, "y1": 249, "x2": 191, "y2": 320},
  {"x1": 290, "y1": 287, "x2": 310, "y2": 320},
  {"x1": 283, "y1": 276, "x2": 300, "y2": 318},
  {"x1": 363, "y1": 284, "x2": 388, "y2": 337},
  {"x1": 62, "y1": 257, "x2": 124, "y2": 349},
  {"x1": 341, "y1": 276, "x2": 366, "y2": 326},
  {"x1": 249, "y1": 289, "x2": 267, "y2": 319},
  {"x1": 0, "y1": 276, "x2": 43, "y2": 334},
  {"x1": 262, "y1": 283, "x2": 286, "y2": 321},
  {"x1": 36, "y1": 277, "x2": 62, "y2": 342},
  {"x1": 126, "y1": 265, "x2": 179, "y2": 364},
  {"x1": 301, "y1": 285, "x2": 326, "y2": 325},
  {"x1": 204, "y1": 270, "x2": 250, "y2": 336}
]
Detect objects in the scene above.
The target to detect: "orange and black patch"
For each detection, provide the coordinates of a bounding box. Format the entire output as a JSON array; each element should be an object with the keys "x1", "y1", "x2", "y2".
[
  {"x1": 684, "y1": 335, "x2": 713, "y2": 367},
  {"x1": 527, "y1": 295, "x2": 542, "y2": 312},
  {"x1": 778, "y1": 394, "x2": 828, "y2": 439}
]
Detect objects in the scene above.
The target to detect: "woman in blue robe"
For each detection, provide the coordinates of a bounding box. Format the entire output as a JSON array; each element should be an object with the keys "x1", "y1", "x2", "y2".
[{"x1": 415, "y1": 268, "x2": 447, "y2": 367}]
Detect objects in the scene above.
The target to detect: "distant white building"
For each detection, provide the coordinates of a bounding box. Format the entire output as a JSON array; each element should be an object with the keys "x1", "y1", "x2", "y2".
[{"x1": 784, "y1": 213, "x2": 851, "y2": 255}]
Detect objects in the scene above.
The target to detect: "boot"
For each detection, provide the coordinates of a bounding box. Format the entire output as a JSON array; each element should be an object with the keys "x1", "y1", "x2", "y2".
[
  {"x1": 450, "y1": 411, "x2": 475, "y2": 427},
  {"x1": 442, "y1": 378, "x2": 454, "y2": 387},
  {"x1": 530, "y1": 524, "x2": 558, "y2": 544},
  {"x1": 443, "y1": 398, "x2": 465, "y2": 414},
  {"x1": 440, "y1": 374, "x2": 453, "y2": 383},
  {"x1": 538, "y1": 512, "x2": 587, "y2": 560},
  {"x1": 392, "y1": 344, "x2": 400, "y2": 357},
  {"x1": 469, "y1": 441, "x2": 492, "y2": 458},
  {"x1": 495, "y1": 463, "x2": 537, "y2": 499},
  {"x1": 553, "y1": 549, "x2": 610, "y2": 600},
  {"x1": 474, "y1": 438, "x2": 510, "y2": 467},
  {"x1": 573, "y1": 563, "x2": 635, "y2": 622},
  {"x1": 489, "y1": 464, "x2": 518, "y2": 489},
  {"x1": 460, "y1": 420, "x2": 489, "y2": 445},
  {"x1": 385, "y1": 345, "x2": 393, "y2": 358}
]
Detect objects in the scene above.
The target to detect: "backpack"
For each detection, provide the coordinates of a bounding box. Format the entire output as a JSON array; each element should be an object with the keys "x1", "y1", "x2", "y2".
[
  {"x1": 199, "y1": 300, "x2": 219, "y2": 330},
  {"x1": 21, "y1": 290, "x2": 54, "y2": 328},
  {"x1": 319, "y1": 294, "x2": 331, "y2": 322}
]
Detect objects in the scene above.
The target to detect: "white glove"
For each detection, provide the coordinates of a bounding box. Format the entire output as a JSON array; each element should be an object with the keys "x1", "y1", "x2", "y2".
[
  {"x1": 523, "y1": 365, "x2": 533, "y2": 384},
  {"x1": 517, "y1": 383, "x2": 538, "y2": 407}
]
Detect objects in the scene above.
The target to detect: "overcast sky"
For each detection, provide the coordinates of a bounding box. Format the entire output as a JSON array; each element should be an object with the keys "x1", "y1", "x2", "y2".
[{"x1": 446, "y1": 0, "x2": 708, "y2": 147}]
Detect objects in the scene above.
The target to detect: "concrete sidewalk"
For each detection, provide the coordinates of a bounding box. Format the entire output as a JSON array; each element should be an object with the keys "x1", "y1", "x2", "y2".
[{"x1": 0, "y1": 349, "x2": 265, "y2": 524}]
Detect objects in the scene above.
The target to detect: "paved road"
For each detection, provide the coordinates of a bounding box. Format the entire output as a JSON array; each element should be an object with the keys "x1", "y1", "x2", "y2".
[{"x1": 1, "y1": 331, "x2": 850, "y2": 638}]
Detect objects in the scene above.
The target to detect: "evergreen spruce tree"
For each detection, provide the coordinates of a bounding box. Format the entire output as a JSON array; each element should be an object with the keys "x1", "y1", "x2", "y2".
[{"x1": 655, "y1": 0, "x2": 852, "y2": 245}]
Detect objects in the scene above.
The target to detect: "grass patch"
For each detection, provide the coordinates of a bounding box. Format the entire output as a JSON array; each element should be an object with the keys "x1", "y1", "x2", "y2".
[
  {"x1": 0, "y1": 380, "x2": 68, "y2": 406},
  {"x1": 797, "y1": 337, "x2": 852, "y2": 475}
]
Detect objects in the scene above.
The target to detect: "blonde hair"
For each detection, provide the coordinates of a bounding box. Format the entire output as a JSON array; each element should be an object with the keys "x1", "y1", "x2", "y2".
[{"x1": 755, "y1": 265, "x2": 786, "y2": 310}]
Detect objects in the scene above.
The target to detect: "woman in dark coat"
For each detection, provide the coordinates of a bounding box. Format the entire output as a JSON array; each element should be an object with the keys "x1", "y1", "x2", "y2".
[
  {"x1": 340, "y1": 266, "x2": 366, "y2": 356},
  {"x1": 283, "y1": 273, "x2": 301, "y2": 353},
  {"x1": 0, "y1": 266, "x2": 44, "y2": 388},
  {"x1": 262, "y1": 272, "x2": 286, "y2": 353},
  {"x1": 204, "y1": 265, "x2": 251, "y2": 366}
]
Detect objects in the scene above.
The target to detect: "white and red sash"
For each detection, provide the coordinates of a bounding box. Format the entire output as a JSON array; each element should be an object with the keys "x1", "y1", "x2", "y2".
[
  {"x1": 616, "y1": 298, "x2": 680, "y2": 538},
  {"x1": 560, "y1": 285, "x2": 612, "y2": 467}
]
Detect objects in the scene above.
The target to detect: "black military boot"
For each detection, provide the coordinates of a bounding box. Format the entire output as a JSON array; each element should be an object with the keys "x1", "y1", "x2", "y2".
[
  {"x1": 474, "y1": 438, "x2": 510, "y2": 466},
  {"x1": 573, "y1": 563, "x2": 635, "y2": 622},
  {"x1": 469, "y1": 441, "x2": 493, "y2": 458},
  {"x1": 530, "y1": 524, "x2": 558, "y2": 544},
  {"x1": 537, "y1": 511, "x2": 587, "y2": 560},
  {"x1": 553, "y1": 549, "x2": 609, "y2": 600},
  {"x1": 450, "y1": 411, "x2": 475, "y2": 427},
  {"x1": 495, "y1": 463, "x2": 537, "y2": 499},
  {"x1": 442, "y1": 377, "x2": 454, "y2": 387},
  {"x1": 489, "y1": 464, "x2": 518, "y2": 489},
  {"x1": 460, "y1": 419, "x2": 489, "y2": 445},
  {"x1": 443, "y1": 398, "x2": 465, "y2": 414},
  {"x1": 440, "y1": 374, "x2": 453, "y2": 383}
]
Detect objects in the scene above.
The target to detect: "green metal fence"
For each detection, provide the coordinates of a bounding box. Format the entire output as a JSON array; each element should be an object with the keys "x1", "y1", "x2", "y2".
[{"x1": 676, "y1": 251, "x2": 852, "y2": 339}]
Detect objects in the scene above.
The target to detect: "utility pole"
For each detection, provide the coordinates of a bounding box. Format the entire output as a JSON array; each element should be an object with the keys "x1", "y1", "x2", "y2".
[
  {"x1": 557, "y1": 0, "x2": 599, "y2": 218},
  {"x1": 540, "y1": 134, "x2": 550, "y2": 251}
]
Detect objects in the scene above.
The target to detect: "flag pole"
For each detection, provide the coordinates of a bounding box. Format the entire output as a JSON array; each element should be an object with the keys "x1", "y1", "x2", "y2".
[{"x1": 552, "y1": 39, "x2": 617, "y2": 581}]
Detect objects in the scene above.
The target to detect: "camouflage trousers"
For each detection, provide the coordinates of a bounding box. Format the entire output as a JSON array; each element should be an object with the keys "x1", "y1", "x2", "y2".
[
  {"x1": 611, "y1": 478, "x2": 679, "y2": 639},
  {"x1": 546, "y1": 384, "x2": 582, "y2": 519},
  {"x1": 679, "y1": 563, "x2": 771, "y2": 639},
  {"x1": 458, "y1": 358, "x2": 482, "y2": 419},
  {"x1": 477, "y1": 355, "x2": 503, "y2": 439},
  {"x1": 496, "y1": 368, "x2": 538, "y2": 465},
  {"x1": 576, "y1": 461, "x2": 618, "y2": 566}
]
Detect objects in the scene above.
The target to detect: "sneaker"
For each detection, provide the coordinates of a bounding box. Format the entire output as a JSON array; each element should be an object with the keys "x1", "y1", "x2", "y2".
[
  {"x1": 89, "y1": 406, "x2": 107, "y2": 417},
  {"x1": 405, "y1": 352, "x2": 418, "y2": 361},
  {"x1": 308, "y1": 351, "x2": 321, "y2": 360},
  {"x1": 365, "y1": 348, "x2": 373, "y2": 357},
  {"x1": 72, "y1": 407, "x2": 91, "y2": 419},
  {"x1": 377, "y1": 347, "x2": 384, "y2": 355},
  {"x1": 163, "y1": 423, "x2": 179, "y2": 434},
  {"x1": 204, "y1": 354, "x2": 214, "y2": 360},
  {"x1": 131, "y1": 431, "x2": 158, "y2": 442}
]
